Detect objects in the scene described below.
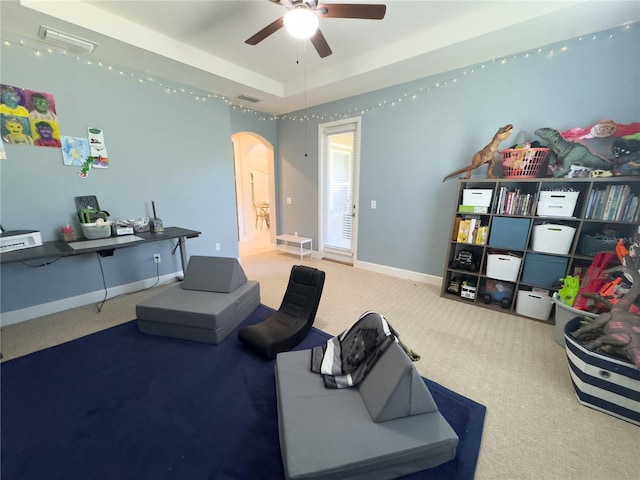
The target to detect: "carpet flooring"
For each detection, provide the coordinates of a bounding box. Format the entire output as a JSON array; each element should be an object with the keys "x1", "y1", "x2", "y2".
[{"x1": 1, "y1": 305, "x2": 485, "y2": 480}]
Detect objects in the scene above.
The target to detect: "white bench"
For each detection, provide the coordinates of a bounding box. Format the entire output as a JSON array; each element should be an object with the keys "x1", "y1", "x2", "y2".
[{"x1": 276, "y1": 234, "x2": 312, "y2": 260}]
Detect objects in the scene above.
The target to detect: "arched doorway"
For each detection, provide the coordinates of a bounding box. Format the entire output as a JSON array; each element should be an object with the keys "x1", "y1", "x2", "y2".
[{"x1": 232, "y1": 132, "x2": 276, "y2": 257}]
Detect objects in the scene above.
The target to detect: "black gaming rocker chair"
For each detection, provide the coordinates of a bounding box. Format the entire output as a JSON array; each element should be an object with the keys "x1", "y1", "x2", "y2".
[{"x1": 238, "y1": 265, "x2": 325, "y2": 359}]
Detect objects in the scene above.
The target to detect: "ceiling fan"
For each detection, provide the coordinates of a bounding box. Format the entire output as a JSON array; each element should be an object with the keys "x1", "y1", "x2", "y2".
[{"x1": 245, "y1": 0, "x2": 387, "y2": 58}]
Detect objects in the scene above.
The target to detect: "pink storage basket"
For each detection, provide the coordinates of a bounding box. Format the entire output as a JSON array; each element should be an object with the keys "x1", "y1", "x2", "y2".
[{"x1": 501, "y1": 148, "x2": 550, "y2": 178}]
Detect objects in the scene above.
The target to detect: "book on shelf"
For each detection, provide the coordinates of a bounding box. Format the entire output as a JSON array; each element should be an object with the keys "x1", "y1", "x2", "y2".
[
  {"x1": 615, "y1": 185, "x2": 631, "y2": 222},
  {"x1": 491, "y1": 188, "x2": 536, "y2": 216},
  {"x1": 458, "y1": 205, "x2": 489, "y2": 213},
  {"x1": 457, "y1": 219, "x2": 470, "y2": 243},
  {"x1": 585, "y1": 184, "x2": 638, "y2": 222},
  {"x1": 456, "y1": 217, "x2": 487, "y2": 244},
  {"x1": 475, "y1": 225, "x2": 488, "y2": 245},
  {"x1": 452, "y1": 217, "x2": 461, "y2": 241}
]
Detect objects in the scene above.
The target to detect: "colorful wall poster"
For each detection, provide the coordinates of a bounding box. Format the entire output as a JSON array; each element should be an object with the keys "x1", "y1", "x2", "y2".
[
  {"x1": 1, "y1": 84, "x2": 61, "y2": 148},
  {"x1": 61, "y1": 135, "x2": 90, "y2": 166},
  {"x1": 0, "y1": 84, "x2": 29, "y2": 117},
  {"x1": 25, "y1": 89, "x2": 58, "y2": 122},
  {"x1": 87, "y1": 127, "x2": 109, "y2": 168},
  {"x1": 1, "y1": 114, "x2": 34, "y2": 145},
  {"x1": 31, "y1": 119, "x2": 61, "y2": 148}
]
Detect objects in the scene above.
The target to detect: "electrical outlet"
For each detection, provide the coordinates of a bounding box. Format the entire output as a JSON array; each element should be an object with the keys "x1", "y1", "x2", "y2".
[
  {"x1": 153, "y1": 253, "x2": 161, "y2": 264},
  {"x1": 215, "y1": 243, "x2": 221, "y2": 251}
]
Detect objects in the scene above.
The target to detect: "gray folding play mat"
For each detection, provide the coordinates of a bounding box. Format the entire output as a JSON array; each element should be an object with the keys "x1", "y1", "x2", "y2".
[
  {"x1": 275, "y1": 341, "x2": 459, "y2": 480},
  {"x1": 136, "y1": 256, "x2": 260, "y2": 344}
]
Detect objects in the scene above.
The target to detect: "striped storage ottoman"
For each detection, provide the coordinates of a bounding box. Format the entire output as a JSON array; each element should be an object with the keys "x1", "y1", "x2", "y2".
[{"x1": 564, "y1": 317, "x2": 640, "y2": 426}]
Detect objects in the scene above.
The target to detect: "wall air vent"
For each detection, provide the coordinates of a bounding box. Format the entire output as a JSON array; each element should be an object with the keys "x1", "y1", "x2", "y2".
[
  {"x1": 237, "y1": 94, "x2": 261, "y2": 103},
  {"x1": 38, "y1": 25, "x2": 97, "y2": 53}
]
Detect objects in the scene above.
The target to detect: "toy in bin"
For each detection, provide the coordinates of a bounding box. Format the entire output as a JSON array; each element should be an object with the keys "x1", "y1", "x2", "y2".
[
  {"x1": 461, "y1": 279, "x2": 476, "y2": 300},
  {"x1": 75, "y1": 195, "x2": 112, "y2": 240},
  {"x1": 501, "y1": 145, "x2": 550, "y2": 178},
  {"x1": 450, "y1": 249, "x2": 478, "y2": 272},
  {"x1": 482, "y1": 279, "x2": 513, "y2": 309},
  {"x1": 446, "y1": 277, "x2": 461, "y2": 295}
]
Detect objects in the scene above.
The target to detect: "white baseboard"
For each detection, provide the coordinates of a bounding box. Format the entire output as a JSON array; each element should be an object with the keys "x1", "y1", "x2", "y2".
[
  {"x1": 0, "y1": 272, "x2": 183, "y2": 327},
  {"x1": 355, "y1": 260, "x2": 442, "y2": 286}
]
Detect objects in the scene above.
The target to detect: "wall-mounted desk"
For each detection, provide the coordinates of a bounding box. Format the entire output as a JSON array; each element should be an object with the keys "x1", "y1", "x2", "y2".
[{"x1": 0, "y1": 227, "x2": 201, "y2": 271}]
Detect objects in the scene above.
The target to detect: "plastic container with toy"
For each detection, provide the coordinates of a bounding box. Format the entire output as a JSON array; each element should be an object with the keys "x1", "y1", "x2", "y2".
[{"x1": 501, "y1": 147, "x2": 550, "y2": 178}]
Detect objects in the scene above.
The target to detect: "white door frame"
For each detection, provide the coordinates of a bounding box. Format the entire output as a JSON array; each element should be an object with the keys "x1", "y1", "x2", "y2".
[
  {"x1": 232, "y1": 132, "x2": 275, "y2": 244},
  {"x1": 318, "y1": 116, "x2": 361, "y2": 264}
]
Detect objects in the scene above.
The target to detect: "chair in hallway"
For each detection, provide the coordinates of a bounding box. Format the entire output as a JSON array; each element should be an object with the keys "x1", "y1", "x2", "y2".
[
  {"x1": 253, "y1": 203, "x2": 270, "y2": 229},
  {"x1": 238, "y1": 265, "x2": 325, "y2": 359}
]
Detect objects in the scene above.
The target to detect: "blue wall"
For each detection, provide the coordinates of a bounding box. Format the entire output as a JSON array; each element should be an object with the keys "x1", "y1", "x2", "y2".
[
  {"x1": 0, "y1": 37, "x2": 275, "y2": 316},
  {"x1": 276, "y1": 24, "x2": 640, "y2": 276},
  {"x1": 1, "y1": 23, "x2": 638, "y2": 318}
]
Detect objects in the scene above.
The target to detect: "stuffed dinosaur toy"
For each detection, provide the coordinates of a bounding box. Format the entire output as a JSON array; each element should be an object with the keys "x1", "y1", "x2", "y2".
[
  {"x1": 571, "y1": 245, "x2": 640, "y2": 369},
  {"x1": 443, "y1": 124, "x2": 513, "y2": 181},
  {"x1": 535, "y1": 127, "x2": 614, "y2": 178}
]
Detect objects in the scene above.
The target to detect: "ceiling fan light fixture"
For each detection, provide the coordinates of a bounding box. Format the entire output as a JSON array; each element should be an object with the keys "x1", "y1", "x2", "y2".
[{"x1": 283, "y1": 8, "x2": 319, "y2": 39}]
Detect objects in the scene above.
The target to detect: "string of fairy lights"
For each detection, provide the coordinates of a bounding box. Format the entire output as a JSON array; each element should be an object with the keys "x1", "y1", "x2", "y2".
[{"x1": 2, "y1": 22, "x2": 637, "y2": 122}]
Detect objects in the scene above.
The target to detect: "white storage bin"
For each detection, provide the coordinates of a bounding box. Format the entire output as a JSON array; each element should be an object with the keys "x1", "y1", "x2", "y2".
[
  {"x1": 537, "y1": 191, "x2": 579, "y2": 218},
  {"x1": 539, "y1": 191, "x2": 580, "y2": 204},
  {"x1": 531, "y1": 224, "x2": 576, "y2": 255},
  {"x1": 551, "y1": 293, "x2": 598, "y2": 346},
  {"x1": 564, "y1": 317, "x2": 640, "y2": 426},
  {"x1": 462, "y1": 189, "x2": 493, "y2": 207},
  {"x1": 486, "y1": 253, "x2": 522, "y2": 282},
  {"x1": 516, "y1": 290, "x2": 553, "y2": 320},
  {"x1": 537, "y1": 202, "x2": 577, "y2": 217},
  {"x1": 80, "y1": 221, "x2": 112, "y2": 239}
]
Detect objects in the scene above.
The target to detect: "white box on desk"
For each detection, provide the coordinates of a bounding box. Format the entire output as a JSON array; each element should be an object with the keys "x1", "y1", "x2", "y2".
[
  {"x1": 531, "y1": 224, "x2": 576, "y2": 255},
  {"x1": 486, "y1": 253, "x2": 521, "y2": 282},
  {"x1": 462, "y1": 189, "x2": 493, "y2": 207}
]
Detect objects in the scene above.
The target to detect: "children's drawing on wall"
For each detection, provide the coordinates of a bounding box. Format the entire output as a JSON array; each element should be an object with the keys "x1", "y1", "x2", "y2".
[
  {"x1": 87, "y1": 127, "x2": 109, "y2": 168},
  {"x1": 0, "y1": 137, "x2": 7, "y2": 160},
  {"x1": 1, "y1": 115, "x2": 34, "y2": 145},
  {"x1": 61, "y1": 135, "x2": 90, "y2": 166}
]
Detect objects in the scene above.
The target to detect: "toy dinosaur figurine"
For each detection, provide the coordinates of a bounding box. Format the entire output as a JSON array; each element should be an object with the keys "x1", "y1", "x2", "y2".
[
  {"x1": 535, "y1": 127, "x2": 614, "y2": 178},
  {"x1": 571, "y1": 246, "x2": 640, "y2": 369},
  {"x1": 442, "y1": 124, "x2": 513, "y2": 181}
]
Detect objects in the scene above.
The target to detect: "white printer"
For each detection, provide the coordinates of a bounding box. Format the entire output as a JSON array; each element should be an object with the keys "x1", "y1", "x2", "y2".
[{"x1": 0, "y1": 229, "x2": 43, "y2": 253}]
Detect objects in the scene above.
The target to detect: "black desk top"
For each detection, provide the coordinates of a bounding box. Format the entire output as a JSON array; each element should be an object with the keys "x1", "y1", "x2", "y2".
[{"x1": 1, "y1": 227, "x2": 201, "y2": 264}]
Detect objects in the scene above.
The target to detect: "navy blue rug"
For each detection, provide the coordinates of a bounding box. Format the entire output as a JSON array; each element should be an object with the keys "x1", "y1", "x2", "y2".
[{"x1": 1, "y1": 305, "x2": 486, "y2": 480}]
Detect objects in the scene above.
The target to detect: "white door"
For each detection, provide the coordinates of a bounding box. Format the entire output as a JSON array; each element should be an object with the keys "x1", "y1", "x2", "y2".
[{"x1": 318, "y1": 117, "x2": 360, "y2": 264}]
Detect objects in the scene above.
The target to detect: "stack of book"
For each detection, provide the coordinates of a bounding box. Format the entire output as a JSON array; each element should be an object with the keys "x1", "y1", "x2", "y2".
[
  {"x1": 492, "y1": 187, "x2": 537, "y2": 216},
  {"x1": 585, "y1": 184, "x2": 639, "y2": 222},
  {"x1": 455, "y1": 217, "x2": 488, "y2": 244}
]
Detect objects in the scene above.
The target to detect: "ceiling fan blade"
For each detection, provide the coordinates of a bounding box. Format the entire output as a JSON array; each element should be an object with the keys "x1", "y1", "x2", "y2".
[
  {"x1": 310, "y1": 28, "x2": 332, "y2": 58},
  {"x1": 245, "y1": 16, "x2": 285, "y2": 45},
  {"x1": 317, "y1": 3, "x2": 386, "y2": 20}
]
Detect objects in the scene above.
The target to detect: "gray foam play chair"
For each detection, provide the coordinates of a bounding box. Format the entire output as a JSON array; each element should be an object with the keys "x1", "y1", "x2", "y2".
[
  {"x1": 136, "y1": 256, "x2": 260, "y2": 344},
  {"x1": 275, "y1": 341, "x2": 459, "y2": 480}
]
